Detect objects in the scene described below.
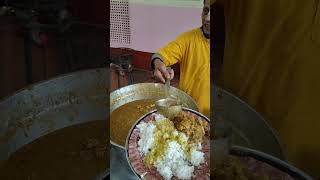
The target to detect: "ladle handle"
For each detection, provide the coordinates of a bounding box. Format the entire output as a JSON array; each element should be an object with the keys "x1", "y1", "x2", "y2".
[{"x1": 165, "y1": 67, "x2": 171, "y2": 97}]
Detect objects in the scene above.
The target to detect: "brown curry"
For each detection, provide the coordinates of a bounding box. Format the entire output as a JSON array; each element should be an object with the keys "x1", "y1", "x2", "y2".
[
  {"x1": 0, "y1": 120, "x2": 108, "y2": 180},
  {"x1": 110, "y1": 99, "x2": 156, "y2": 146}
]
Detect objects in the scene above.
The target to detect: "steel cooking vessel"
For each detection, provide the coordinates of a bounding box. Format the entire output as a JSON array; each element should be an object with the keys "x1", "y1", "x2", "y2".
[
  {"x1": 0, "y1": 68, "x2": 108, "y2": 177},
  {"x1": 212, "y1": 85, "x2": 286, "y2": 160},
  {"x1": 226, "y1": 145, "x2": 313, "y2": 180},
  {"x1": 110, "y1": 83, "x2": 198, "y2": 149},
  {"x1": 110, "y1": 83, "x2": 198, "y2": 179}
]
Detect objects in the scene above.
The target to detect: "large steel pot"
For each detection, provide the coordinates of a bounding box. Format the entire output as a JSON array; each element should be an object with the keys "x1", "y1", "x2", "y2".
[
  {"x1": 110, "y1": 83, "x2": 198, "y2": 179},
  {"x1": 212, "y1": 85, "x2": 286, "y2": 160},
  {"x1": 110, "y1": 83, "x2": 198, "y2": 148},
  {"x1": 0, "y1": 68, "x2": 108, "y2": 178}
]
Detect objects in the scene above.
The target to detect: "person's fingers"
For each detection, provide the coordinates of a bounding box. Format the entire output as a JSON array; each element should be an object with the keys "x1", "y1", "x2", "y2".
[
  {"x1": 154, "y1": 69, "x2": 166, "y2": 83},
  {"x1": 159, "y1": 66, "x2": 170, "y2": 80},
  {"x1": 169, "y1": 69, "x2": 174, "y2": 80}
]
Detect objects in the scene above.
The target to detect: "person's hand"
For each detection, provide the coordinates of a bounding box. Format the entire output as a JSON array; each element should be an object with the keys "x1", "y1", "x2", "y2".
[{"x1": 153, "y1": 59, "x2": 174, "y2": 83}]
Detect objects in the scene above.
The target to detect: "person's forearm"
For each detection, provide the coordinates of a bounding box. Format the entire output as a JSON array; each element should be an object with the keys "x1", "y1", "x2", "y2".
[{"x1": 151, "y1": 53, "x2": 164, "y2": 70}]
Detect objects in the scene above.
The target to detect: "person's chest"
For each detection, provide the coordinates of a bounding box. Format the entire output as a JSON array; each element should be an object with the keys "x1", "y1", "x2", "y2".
[{"x1": 181, "y1": 37, "x2": 210, "y2": 77}]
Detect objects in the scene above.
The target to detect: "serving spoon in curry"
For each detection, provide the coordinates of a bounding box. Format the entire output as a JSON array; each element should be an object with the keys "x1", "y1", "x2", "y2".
[{"x1": 155, "y1": 67, "x2": 184, "y2": 119}]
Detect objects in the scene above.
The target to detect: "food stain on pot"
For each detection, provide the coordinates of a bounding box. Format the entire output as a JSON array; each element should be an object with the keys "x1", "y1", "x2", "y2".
[
  {"x1": 38, "y1": 118, "x2": 55, "y2": 133},
  {"x1": 0, "y1": 125, "x2": 17, "y2": 145},
  {"x1": 16, "y1": 118, "x2": 35, "y2": 138}
]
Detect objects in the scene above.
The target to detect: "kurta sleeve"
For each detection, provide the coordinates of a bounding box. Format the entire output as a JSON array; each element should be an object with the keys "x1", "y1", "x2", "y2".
[{"x1": 158, "y1": 33, "x2": 188, "y2": 66}]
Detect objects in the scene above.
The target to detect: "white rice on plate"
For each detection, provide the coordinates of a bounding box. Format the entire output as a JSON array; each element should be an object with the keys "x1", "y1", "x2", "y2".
[{"x1": 136, "y1": 114, "x2": 205, "y2": 180}]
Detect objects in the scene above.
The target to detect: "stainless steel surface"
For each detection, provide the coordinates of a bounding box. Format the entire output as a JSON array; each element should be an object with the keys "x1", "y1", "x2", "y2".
[
  {"x1": 0, "y1": 68, "x2": 108, "y2": 175},
  {"x1": 212, "y1": 138, "x2": 230, "y2": 167},
  {"x1": 111, "y1": 144, "x2": 139, "y2": 180},
  {"x1": 110, "y1": 83, "x2": 198, "y2": 179},
  {"x1": 212, "y1": 114, "x2": 232, "y2": 167},
  {"x1": 155, "y1": 98, "x2": 182, "y2": 119},
  {"x1": 212, "y1": 85, "x2": 286, "y2": 160},
  {"x1": 229, "y1": 146, "x2": 313, "y2": 180},
  {"x1": 110, "y1": 83, "x2": 198, "y2": 114},
  {"x1": 95, "y1": 169, "x2": 110, "y2": 180}
]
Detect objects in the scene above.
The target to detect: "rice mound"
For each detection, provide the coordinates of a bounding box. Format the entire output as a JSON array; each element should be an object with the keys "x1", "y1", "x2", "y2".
[{"x1": 136, "y1": 114, "x2": 205, "y2": 180}]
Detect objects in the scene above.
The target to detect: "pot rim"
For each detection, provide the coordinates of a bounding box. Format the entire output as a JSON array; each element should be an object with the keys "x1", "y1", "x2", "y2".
[{"x1": 228, "y1": 145, "x2": 313, "y2": 180}]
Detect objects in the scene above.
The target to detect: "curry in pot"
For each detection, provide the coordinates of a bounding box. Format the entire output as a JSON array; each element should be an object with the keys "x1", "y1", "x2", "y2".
[
  {"x1": 110, "y1": 99, "x2": 156, "y2": 146},
  {"x1": 0, "y1": 120, "x2": 108, "y2": 180}
]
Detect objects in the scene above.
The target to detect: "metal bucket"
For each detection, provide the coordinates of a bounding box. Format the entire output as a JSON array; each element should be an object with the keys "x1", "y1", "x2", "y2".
[{"x1": 0, "y1": 68, "x2": 108, "y2": 178}]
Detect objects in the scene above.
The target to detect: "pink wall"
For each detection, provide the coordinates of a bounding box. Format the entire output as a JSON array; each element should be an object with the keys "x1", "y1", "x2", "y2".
[{"x1": 129, "y1": 4, "x2": 202, "y2": 53}]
